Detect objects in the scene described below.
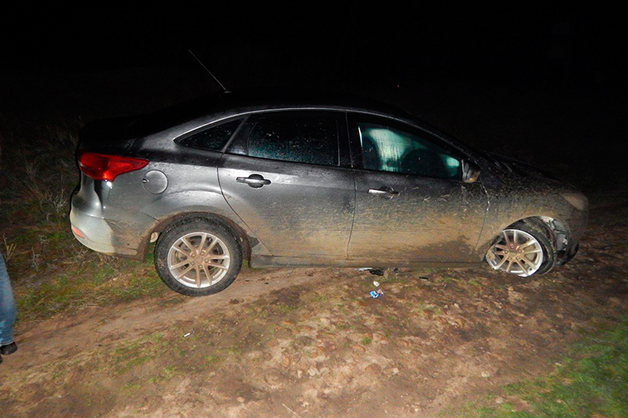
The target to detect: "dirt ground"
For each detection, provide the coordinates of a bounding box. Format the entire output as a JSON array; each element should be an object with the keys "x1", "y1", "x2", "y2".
[{"x1": 0, "y1": 189, "x2": 626, "y2": 418}]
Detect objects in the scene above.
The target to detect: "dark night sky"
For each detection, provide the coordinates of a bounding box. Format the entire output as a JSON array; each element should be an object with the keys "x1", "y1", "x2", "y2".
[
  {"x1": 1, "y1": 4, "x2": 626, "y2": 169},
  {"x1": 0, "y1": 3, "x2": 626, "y2": 189},
  {"x1": 2, "y1": 3, "x2": 625, "y2": 93}
]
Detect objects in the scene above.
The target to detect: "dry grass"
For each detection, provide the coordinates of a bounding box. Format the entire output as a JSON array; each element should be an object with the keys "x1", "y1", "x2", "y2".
[{"x1": 0, "y1": 114, "x2": 172, "y2": 323}]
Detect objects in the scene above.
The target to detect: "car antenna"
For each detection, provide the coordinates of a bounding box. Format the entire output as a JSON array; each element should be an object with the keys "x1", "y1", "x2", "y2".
[{"x1": 187, "y1": 49, "x2": 230, "y2": 93}]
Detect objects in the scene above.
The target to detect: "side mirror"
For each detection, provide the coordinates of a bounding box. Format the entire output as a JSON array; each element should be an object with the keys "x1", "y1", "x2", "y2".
[{"x1": 462, "y1": 160, "x2": 481, "y2": 183}]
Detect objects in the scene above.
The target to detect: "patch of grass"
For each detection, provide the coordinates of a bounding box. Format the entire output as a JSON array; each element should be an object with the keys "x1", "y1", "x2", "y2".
[
  {"x1": 467, "y1": 278, "x2": 484, "y2": 288},
  {"x1": 274, "y1": 303, "x2": 299, "y2": 313},
  {"x1": 148, "y1": 366, "x2": 181, "y2": 383},
  {"x1": 306, "y1": 293, "x2": 330, "y2": 303},
  {"x1": 449, "y1": 318, "x2": 628, "y2": 417},
  {"x1": 105, "y1": 265, "x2": 167, "y2": 302},
  {"x1": 14, "y1": 257, "x2": 164, "y2": 321},
  {"x1": 122, "y1": 382, "x2": 142, "y2": 393},
  {"x1": 361, "y1": 336, "x2": 373, "y2": 345},
  {"x1": 203, "y1": 355, "x2": 221, "y2": 365},
  {"x1": 159, "y1": 366, "x2": 179, "y2": 381},
  {"x1": 225, "y1": 343, "x2": 244, "y2": 356},
  {"x1": 409, "y1": 267, "x2": 439, "y2": 278},
  {"x1": 420, "y1": 303, "x2": 443, "y2": 316},
  {"x1": 112, "y1": 333, "x2": 165, "y2": 375}
]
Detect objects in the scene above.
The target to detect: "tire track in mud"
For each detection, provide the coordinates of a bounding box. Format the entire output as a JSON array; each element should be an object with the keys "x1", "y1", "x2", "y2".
[{"x1": 9, "y1": 267, "x2": 349, "y2": 368}]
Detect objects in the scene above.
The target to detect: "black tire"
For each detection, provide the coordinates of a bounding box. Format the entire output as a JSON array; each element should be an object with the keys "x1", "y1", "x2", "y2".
[
  {"x1": 154, "y1": 218, "x2": 242, "y2": 296},
  {"x1": 515, "y1": 221, "x2": 555, "y2": 275},
  {"x1": 487, "y1": 220, "x2": 556, "y2": 276}
]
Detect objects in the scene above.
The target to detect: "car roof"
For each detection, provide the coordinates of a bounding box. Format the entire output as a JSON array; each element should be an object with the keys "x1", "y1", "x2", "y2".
[
  {"x1": 217, "y1": 89, "x2": 415, "y2": 116},
  {"x1": 127, "y1": 89, "x2": 419, "y2": 138},
  {"x1": 125, "y1": 89, "x2": 484, "y2": 161}
]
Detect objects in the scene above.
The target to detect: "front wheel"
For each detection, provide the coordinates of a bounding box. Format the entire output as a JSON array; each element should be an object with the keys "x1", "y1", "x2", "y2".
[
  {"x1": 154, "y1": 218, "x2": 242, "y2": 296},
  {"x1": 486, "y1": 222, "x2": 555, "y2": 277}
]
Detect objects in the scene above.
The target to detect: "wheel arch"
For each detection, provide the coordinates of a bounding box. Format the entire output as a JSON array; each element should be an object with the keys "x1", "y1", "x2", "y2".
[
  {"x1": 514, "y1": 216, "x2": 571, "y2": 255},
  {"x1": 143, "y1": 211, "x2": 255, "y2": 263},
  {"x1": 484, "y1": 215, "x2": 572, "y2": 266}
]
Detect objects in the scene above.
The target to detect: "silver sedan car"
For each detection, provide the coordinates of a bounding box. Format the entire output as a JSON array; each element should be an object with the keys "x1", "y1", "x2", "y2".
[{"x1": 70, "y1": 91, "x2": 588, "y2": 296}]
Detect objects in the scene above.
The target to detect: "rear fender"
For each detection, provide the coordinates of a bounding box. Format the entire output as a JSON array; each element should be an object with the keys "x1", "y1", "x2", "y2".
[{"x1": 139, "y1": 190, "x2": 271, "y2": 258}]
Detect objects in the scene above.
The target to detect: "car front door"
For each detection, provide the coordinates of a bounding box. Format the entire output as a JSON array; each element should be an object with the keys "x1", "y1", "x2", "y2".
[
  {"x1": 218, "y1": 110, "x2": 355, "y2": 260},
  {"x1": 347, "y1": 113, "x2": 489, "y2": 265}
]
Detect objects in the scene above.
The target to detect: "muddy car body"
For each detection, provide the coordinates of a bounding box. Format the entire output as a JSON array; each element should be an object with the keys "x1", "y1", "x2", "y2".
[{"x1": 70, "y1": 91, "x2": 588, "y2": 295}]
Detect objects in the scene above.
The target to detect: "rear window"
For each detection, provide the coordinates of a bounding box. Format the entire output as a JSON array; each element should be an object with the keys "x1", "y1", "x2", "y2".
[{"x1": 176, "y1": 119, "x2": 242, "y2": 152}]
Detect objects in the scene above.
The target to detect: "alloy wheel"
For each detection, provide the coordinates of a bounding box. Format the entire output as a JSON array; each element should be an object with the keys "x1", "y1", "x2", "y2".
[
  {"x1": 487, "y1": 229, "x2": 544, "y2": 277},
  {"x1": 167, "y1": 232, "x2": 231, "y2": 288}
]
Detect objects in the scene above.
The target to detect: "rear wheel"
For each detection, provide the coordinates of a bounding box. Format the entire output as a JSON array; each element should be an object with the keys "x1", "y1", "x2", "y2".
[
  {"x1": 155, "y1": 218, "x2": 242, "y2": 296},
  {"x1": 486, "y1": 222, "x2": 555, "y2": 277}
]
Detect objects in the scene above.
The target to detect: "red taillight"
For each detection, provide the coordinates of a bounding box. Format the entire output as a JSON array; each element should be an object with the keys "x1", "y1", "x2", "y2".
[
  {"x1": 78, "y1": 151, "x2": 148, "y2": 182},
  {"x1": 71, "y1": 225, "x2": 85, "y2": 238}
]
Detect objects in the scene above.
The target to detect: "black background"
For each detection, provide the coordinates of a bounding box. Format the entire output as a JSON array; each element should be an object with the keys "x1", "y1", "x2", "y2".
[
  {"x1": 1, "y1": 3, "x2": 626, "y2": 189},
  {"x1": 3, "y1": 4, "x2": 624, "y2": 89}
]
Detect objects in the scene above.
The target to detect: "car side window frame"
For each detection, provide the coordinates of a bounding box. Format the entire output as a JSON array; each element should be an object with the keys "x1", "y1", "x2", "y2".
[
  {"x1": 174, "y1": 116, "x2": 247, "y2": 153},
  {"x1": 347, "y1": 112, "x2": 470, "y2": 181},
  {"x1": 225, "y1": 109, "x2": 351, "y2": 169}
]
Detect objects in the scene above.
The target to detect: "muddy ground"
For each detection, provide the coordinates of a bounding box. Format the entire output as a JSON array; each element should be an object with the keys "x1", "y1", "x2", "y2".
[{"x1": 1, "y1": 188, "x2": 627, "y2": 418}]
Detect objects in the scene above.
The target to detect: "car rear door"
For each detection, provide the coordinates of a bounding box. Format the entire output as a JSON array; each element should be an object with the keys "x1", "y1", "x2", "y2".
[
  {"x1": 347, "y1": 113, "x2": 489, "y2": 264},
  {"x1": 218, "y1": 110, "x2": 355, "y2": 259}
]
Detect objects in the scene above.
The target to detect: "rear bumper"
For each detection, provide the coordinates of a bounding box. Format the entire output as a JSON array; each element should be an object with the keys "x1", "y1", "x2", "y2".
[
  {"x1": 70, "y1": 190, "x2": 154, "y2": 259},
  {"x1": 70, "y1": 205, "x2": 138, "y2": 257}
]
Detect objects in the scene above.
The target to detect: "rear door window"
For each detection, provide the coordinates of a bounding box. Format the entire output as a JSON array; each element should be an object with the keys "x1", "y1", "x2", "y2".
[{"x1": 245, "y1": 112, "x2": 340, "y2": 166}]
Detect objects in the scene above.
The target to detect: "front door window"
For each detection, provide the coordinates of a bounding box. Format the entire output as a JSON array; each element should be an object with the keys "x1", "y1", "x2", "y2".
[{"x1": 357, "y1": 122, "x2": 461, "y2": 179}]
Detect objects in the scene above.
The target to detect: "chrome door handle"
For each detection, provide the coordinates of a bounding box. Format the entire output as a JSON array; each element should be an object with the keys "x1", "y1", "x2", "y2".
[
  {"x1": 236, "y1": 174, "x2": 271, "y2": 188},
  {"x1": 368, "y1": 187, "x2": 399, "y2": 199}
]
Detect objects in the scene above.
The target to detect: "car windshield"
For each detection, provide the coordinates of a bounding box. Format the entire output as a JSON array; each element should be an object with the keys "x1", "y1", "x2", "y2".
[{"x1": 407, "y1": 120, "x2": 499, "y2": 166}]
